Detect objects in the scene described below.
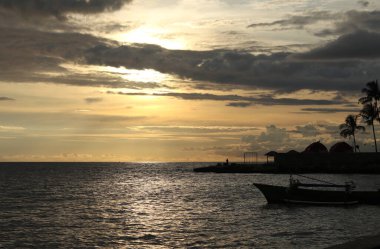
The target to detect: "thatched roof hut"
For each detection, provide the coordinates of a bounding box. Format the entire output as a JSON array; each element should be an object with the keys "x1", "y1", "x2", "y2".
[
  {"x1": 287, "y1": 150, "x2": 299, "y2": 154},
  {"x1": 330, "y1": 142, "x2": 353, "y2": 153},
  {"x1": 303, "y1": 141, "x2": 328, "y2": 153}
]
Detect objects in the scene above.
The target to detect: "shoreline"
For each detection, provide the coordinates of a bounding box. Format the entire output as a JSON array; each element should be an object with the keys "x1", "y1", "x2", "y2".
[{"x1": 193, "y1": 163, "x2": 380, "y2": 174}]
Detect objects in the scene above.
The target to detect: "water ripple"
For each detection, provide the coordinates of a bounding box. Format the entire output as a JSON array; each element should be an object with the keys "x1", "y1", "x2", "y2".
[{"x1": 0, "y1": 162, "x2": 379, "y2": 248}]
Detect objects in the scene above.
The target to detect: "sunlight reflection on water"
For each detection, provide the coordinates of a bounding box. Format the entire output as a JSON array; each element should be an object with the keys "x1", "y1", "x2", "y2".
[{"x1": 0, "y1": 162, "x2": 379, "y2": 248}]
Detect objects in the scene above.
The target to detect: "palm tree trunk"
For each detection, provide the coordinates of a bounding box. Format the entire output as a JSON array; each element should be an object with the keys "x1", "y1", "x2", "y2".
[
  {"x1": 376, "y1": 99, "x2": 380, "y2": 152},
  {"x1": 353, "y1": 134, "x2": 357, "y2": 152},
  {"x1": 372, "y1": 123, "x2": 378, "y2": 152}
]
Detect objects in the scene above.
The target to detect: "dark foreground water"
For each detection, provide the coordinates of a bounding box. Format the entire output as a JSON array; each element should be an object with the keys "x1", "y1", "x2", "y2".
[{"x1": 0, "y1": 162, "x2": 379, "y2": 249}]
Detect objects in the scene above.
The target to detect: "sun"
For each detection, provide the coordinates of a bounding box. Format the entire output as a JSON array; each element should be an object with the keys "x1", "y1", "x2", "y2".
[{"x1": 116, "y1": 27, "x2": 185, "y2": 50}]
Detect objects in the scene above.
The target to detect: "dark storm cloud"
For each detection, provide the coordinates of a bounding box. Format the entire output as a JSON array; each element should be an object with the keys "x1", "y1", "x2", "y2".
[
  {"x1": 86, "y1": 43, "x2": 379, "y2": 92},
  {"x1": 248, "y1": 10, "x2": 380, "y2": 37},
  {"x1": 316, "y1": 10, "x2": 380, "y2": 36},
  {"x1": 1, "y1": 8, "x2": 379, "y2": 94},
  {"x1": 109, "y1": 91, "x2": 345, "y2": 106},
  {"x1": 0, "y1": 0, "x2": 132, "y2": 20},
  {"x1": 0, "y1": 97, "x2": 14, "y2": 101},
  {"x1": 297, "y1": 30, "x2": 380, "y2": 59},
  {"x1": 248, "y1": 11, "x2": 334, "y2": 29},
  {"x1": 0, "y1": 27, "x2": 106, "y2": 85},
  {"x1": 0, "y1": 28, "x2": 166, "y2": 89},
  {"x1": 0, "y1": 26, "x2": 378, "y2": 93},
  {"x1": 300, "y1": 108, "x2": 361, "y2": 113}
]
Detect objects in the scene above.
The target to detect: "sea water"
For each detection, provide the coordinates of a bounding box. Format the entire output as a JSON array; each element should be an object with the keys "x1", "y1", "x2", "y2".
[{"x1": 0, "y1": 162, "x2": 379, "y2": 248}]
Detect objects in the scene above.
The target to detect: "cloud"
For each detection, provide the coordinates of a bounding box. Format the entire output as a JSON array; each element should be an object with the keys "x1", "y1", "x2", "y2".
[
  {"x1": 358, "y1": 0, "x2": 370, "y2": 7},
  {"x1": 135, "y1": 125, "x2": 258, "y2": 134},
  {"x1": 0, "y1": 97, "x2": 14, "y2": 101},
  {"x1": 291, "y1": 123, "x2": 341, "y2": 139},
  {"x1": 240, "y1": 122, "x2": 343, "y2": 154},
  {"x1": 99, "y1": 23, "x2": 131, "y2": 34},
  {"x1": 85, "y1": 97, "x2": 103, "y2": 104},
  {"x1": 0, "y1": 28, "x2": 168, "y2": 89},
  {"x1": 226, "y1": 102, "x2": 252, "y2": 107},
  {"x1": 0, "y1": 125, "x2": 25, "y2": 131},
  {"x1": 87, "y1": 43, "x2": 379, "y2": 93},
  {"x1": 315, "y1": 10, "x2": 380, "y2": 36},
  {"x1": 248, "y1": 10, "x2": 380, "y2": 38},
  {"x1": 0, "y1": 29, "x2": 377, "y2": 94},
  {"x1": 0, "y1": 111, "x2": 148, "y2": 132},
  {"x1": 0, "y1": 12, "x2": 379, "y2": 94},
  {"x1": 0, "y1": 0, "x2": 132, "y2": 20},
  {"x1": 242, "y1": 125, "x2": 290, "y2": 152},
  {"x1": 0, "y1": 27, "x2": 108, "y2": 80},
  {"x1": 300, "y1": 108, "x2": 361, "y2": 113},
  {"x1": 109, "y1": 91, "x2": 345, "y2": 106},
  {"x1": 248, "y1": 11, "x2": 334, "y2": 29},
  {"x1": 297, "y1": 30, "x2": 380, "y2": 59},
  {"x1": 256, "y1": 125, "x2": 289, "y2": 143},
  {"x1": 293, "y1": 124, "x2": 320, "y2": 137}
]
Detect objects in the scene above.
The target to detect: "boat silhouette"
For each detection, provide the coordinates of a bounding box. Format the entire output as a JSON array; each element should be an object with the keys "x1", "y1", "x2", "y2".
[{"x1": 254, "y1": 175, "x2": 380, "y2": 206}]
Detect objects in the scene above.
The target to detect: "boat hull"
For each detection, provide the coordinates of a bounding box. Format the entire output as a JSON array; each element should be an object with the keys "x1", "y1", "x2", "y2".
[
  {"x1": 254, "y1": 183, "x2": 380, "y2": 205},
  {"x1": 351, "y1": 191, "x2": 380, "y2": 205},
  {"x1": 253, "y1": 183, "x2": 288, "y2": 204}
]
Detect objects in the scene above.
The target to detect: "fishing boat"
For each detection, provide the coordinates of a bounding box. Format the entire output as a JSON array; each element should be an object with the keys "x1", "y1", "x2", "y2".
[{"x1": 254, "y1": 175, "x2": 380, "y2": 205}]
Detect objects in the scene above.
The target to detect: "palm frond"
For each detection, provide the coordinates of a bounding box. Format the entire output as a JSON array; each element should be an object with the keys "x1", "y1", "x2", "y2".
[
  {"x1": 339, "y1": 129, "x2": 350, "y2": 138},
  {"x1": 339, "y1": 123, "x2": 348, "y2": 130},
  {"x1": 360, "y1": 103, "x2": 377, "y2": 125},
  {"x1": 357, "y1": 125, "x2": 366, "y2": 132},
  {"x1": 358, "y1": 96, "x2": 371, "y2": 104}
]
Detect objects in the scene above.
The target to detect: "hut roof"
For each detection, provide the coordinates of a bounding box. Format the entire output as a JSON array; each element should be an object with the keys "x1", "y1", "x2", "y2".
[
  {"x1": 329, "y1": 142, "x2": 353, "y2": 153},
  {"x1": 265, "y1": 151, "x2": 277, "y2": 156},
  {"x1": 287, "y1": 150, "x2": 299, "y2": 154},
  {"x1": 303, "y1": 141, "x2": 328, "y2": 153}
]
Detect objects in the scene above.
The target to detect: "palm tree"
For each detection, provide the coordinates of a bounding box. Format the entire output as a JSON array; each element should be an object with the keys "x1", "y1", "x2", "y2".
[
  {"x1": 359, "y1": 80, "x2": 380, "y2": 108},
  {"x1": 360, "y1": 103, "x2": 378, "y2": 152},
  {"x1": 359, "y1": 80, "x2": 380, "y2": 152},
  {"x1": 339, "y1": 115, "x2": 365, "y2": 152}
]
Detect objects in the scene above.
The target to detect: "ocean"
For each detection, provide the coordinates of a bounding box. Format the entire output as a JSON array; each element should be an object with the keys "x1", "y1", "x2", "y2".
[{"x1": 0, "y1": 162, "x2": 379, "y2": 248}]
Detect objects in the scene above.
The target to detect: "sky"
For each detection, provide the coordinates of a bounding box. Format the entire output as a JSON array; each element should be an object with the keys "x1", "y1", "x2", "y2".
[{"x1": 1, "y1": 0, "x2": 380, "y2": 162}]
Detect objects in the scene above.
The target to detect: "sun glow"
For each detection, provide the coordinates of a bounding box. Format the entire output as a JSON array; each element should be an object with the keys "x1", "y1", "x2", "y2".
[
  {"x1": 105, "y1": 66, "x2": 170, "y2": 83},
  {"x1": 61, "y1": 63, "x2": 172, "y2": 84},
  {"x1": 117, "y1": 27, "x2": 185, "y2": 50}
]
